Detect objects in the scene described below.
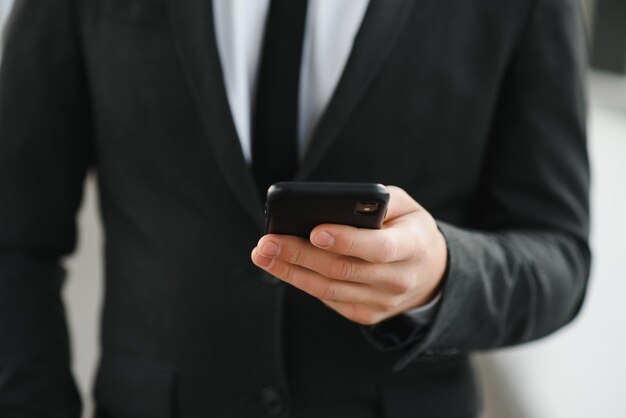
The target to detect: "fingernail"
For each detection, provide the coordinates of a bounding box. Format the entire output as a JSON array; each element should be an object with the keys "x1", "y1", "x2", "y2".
[
  {"x1": 252, "y1": 248, "x2": 274, "y2": 268},
  {"x1": 260, "y1": 241, "x2": 280, "y2": 257},
  {"x1": 313, "y1": 231, "x2": 334, "y2": 248}
]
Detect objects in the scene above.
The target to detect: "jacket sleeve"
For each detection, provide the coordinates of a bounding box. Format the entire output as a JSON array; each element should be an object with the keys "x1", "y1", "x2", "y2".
[
  {"x1": 394, "y1": 0, "x2": 590, "y2": 370},
  {"x1": 0, "y1": 0, "x2": 91, "y2": 416}
]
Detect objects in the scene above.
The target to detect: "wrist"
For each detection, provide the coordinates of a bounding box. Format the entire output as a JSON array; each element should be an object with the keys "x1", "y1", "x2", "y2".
[{"x1": 417, "y1": 226, "x2": 447, "y2": 306}]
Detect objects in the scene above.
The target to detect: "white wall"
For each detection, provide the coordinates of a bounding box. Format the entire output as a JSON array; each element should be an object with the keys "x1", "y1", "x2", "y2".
[
  {"x1": 0, "y1": 0, "x2": 13, "y2": 49},
  {"x1": 0, "y1": 0, "x2": 11, "y2": 26},
  {"x1": 2, "y1": 1, "x2": 625, "y2": 417}
]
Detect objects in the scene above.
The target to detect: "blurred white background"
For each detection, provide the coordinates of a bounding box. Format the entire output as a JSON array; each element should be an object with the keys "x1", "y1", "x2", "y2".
[
  {"x1": 0, "y1": 0, "x2": 12, "y2": 46},
  {"x1": 1, "y1": 1, "x2": 625, "y2": 417}
]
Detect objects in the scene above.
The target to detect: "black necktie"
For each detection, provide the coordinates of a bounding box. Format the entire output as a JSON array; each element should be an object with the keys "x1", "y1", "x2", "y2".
[{"x1": 252, "y1": 0, "x2": 309, "y2": 199}]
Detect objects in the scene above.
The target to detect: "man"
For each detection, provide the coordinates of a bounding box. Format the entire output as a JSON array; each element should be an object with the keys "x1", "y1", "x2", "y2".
[{"x1": 0, "y1": 0, "x2": 590, "y2": 417}]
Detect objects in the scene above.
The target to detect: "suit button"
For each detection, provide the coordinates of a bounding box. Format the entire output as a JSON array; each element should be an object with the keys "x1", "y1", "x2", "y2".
[
  {"x1": 261, "y1": 272, "x2": 281, "y2": 287},
  {"x1": 260, "y1": 386, "x2": 284, "y2": 416}
]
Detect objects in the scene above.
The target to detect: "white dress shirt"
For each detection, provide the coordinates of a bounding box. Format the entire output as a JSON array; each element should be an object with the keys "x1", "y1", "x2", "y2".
[
  {"x1": 212, "y1": 0, "x2": 369, "y2": 161},
  {"x1": 213, "y1": 0, "x2": 439, "y2": 334}
]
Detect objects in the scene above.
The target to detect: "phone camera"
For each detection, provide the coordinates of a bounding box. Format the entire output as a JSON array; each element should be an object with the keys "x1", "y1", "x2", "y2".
[{"x1": 355, "y1": 201, "x2": 379, "y2": 215}]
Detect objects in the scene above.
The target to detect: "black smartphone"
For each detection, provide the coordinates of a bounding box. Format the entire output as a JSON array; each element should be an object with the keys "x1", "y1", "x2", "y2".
[{"x1": 265, "y1": 182, "x2": 390, "y2": 238}]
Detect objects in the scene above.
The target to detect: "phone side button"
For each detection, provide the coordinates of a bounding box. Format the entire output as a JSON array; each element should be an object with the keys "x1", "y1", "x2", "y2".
[{"x1": 261, "y1": 272, "x2": 281, "y2": 287}]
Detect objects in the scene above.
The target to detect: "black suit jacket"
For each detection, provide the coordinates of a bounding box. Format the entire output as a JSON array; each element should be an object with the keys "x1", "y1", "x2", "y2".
[{"x1": 0, "y1": 0, "x2": 590, "y2": 417}]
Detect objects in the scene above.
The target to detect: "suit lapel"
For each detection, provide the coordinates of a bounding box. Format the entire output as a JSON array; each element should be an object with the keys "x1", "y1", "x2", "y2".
[
  {"x1": 169, "y1": 0, "x2": 264, "y2": 231},
  {"x1": 168, "y1": 0, "x2": 414, "y2": 228},
  {"x1": 296, "y1": 0, "x2": 415, "y2": 181}
]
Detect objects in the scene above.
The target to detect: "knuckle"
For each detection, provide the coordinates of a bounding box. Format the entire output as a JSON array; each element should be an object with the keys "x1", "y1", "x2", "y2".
[
  {"x1": 329, "y1": 260, "x2": 355, "y2": 280},
  {"x1": 330, "y1": 301, "x2": 352, "y2": 317},
  {"x1": 280, "y1": 264, "x2": 296, "y2": 283},
  {"x1": 389, "y1": 276, "x2": 414, "y2": 294},
  {"x1": 333, "y1": 303, "x2": 356, "y2": 320},
  {"x1": 272, "y1": 260, "x2": 298, "y2": 287},
  {"x1": 377, "y1": 295, "x2": 402, "y2": 311},
  {"x1": 355, "y1": 310, "x2": 382, "y2": 326},
  {"x1": 289, "y1": 245, "x2": 305, "y2": 265},
  {"x1": 321, "y1": 283, "x2": 339, "y2": 302}
]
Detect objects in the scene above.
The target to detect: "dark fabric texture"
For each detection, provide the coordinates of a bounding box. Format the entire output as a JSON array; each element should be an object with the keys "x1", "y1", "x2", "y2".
[{"x1": 0, "y1": 0, "x2": 590, "y2": 417}]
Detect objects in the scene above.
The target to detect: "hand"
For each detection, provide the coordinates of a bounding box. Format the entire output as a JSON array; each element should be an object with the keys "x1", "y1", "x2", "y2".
[{"x1": 251, "y1": 186, "x2": 448, "y2": 325}]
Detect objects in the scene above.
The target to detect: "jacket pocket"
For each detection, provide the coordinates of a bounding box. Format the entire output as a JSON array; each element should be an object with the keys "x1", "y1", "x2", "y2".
[
  {"x1": 99, "y1": 0, "x2": 169, "y2": 27},
  {"x1": 380, "y1": 357, "x2": 479, "y2": 418},
  {"x1": 94, "y1": 352, "x2": 174, "y2": 418}
]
